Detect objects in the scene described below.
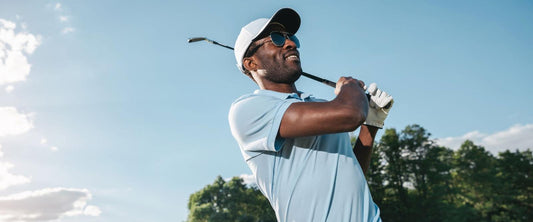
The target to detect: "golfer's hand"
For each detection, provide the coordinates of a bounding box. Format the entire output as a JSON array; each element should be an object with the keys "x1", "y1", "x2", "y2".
[
  {"x1": 334, "y1": 77, "x2": 365, "y2": 95},
  {"x1": 363, "y1": 83, "x2": 394, "y2": 128}
]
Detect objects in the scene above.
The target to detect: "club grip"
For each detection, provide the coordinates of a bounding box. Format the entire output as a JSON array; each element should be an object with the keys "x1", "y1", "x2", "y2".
[
  {"x1": 302, "y1": 72, "x2": 392, "y2": 109},
  {"x1": 302, "y1": 72, "x2": 336, "y2": 87}
]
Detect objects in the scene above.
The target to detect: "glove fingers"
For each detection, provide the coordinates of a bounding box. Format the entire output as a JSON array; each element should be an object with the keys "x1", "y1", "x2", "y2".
[
  {"x1": 375, "y1": 94, "x2": 393, "y2": 108},
  {"x1": 367, "y1": 83, "x2": 378, "y2": 95},
  {"x1": 366, "y1": 83, "x2": 394, "y2": 109},
  {"x1": 382, "y1": 98, "x2": 394, "y2": 113}
]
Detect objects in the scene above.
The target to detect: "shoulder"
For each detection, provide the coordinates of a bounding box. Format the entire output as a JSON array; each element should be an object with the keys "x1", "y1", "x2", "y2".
[
  {"x1": 230, "y1": 90, "x2": 294, "y2": 112},
  {"x1": 231, "y1": 93, "x2": 279, "y2": 108},
  {"x1": 228, "y1": 90, "x2": 298, "y2": 130}
]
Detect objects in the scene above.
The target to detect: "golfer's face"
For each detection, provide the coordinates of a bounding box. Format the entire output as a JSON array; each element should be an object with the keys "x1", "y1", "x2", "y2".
[{"x1": 252, "y1": 27, "x2": 302, "y2": 84}]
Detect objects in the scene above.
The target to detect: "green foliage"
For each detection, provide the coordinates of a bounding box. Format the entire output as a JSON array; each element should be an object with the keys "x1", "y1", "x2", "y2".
[
  {"x1": 190, "y1": 124, "x2": 532, "y2": 222},
  {"x1": 492, "y1": 149, "x2": 533, "y2": 221},
  {"x1": 451, "y1": 140, "x2": 498, "y2": 220},
  {"x1": 187, "y1": 176, "x2": 276, "y2": 222},
  {"x1": 374, "y1": 128, "x2": 411, "y2": 220},
  {"x1": 367, "y1": 124, "x2": 532, "y2": 222}
]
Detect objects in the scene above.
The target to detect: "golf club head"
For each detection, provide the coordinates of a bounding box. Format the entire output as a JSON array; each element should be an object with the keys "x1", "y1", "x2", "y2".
[{"x1": 187, "y1": 37, "x2": 208, "y2": 43}]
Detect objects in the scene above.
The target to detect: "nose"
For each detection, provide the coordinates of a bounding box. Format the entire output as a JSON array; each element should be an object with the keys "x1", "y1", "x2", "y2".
[{"x1": 284, "y1": 37, "x2": 297, "y2": 49}]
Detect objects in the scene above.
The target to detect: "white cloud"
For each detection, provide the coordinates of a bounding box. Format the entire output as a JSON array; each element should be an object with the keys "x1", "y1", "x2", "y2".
[
  {"x1": 436, "y1": 124, "x2": 533, "y2": 154},
  {"x1": 224, "y1": 174, "x2": 256, "y2": 186},
  {"x1": 0, "y1": 107, "x2": 33, "y2": 137},
  {"x1": 62, "y1": 27, "x2": 75, "y2": 34},
  {"x1": 0, "y1": 144, "x2": 31, "y2": 190},
  {"x1": 39, "y1": 138, "x2": 58, "y2": 152},
  {"x1": 54, "y1": 3, "x2": 62, "y2": 11},
  {"x1": 83, "y1": 205, "x2": 101, "y2": 216},
  {"x1": 0, "y1": 14, "x2": 99, "y2": 222},
  {"x1": 0, "y1": 188, "x2": 101, "y2": 221},
  {"x1": 0, "y1": 160, "x2": 31, "y2": 191},
  {"x1": 5, "y1": 85, "x2": 14, "y2": 93},
  {"x1": 240, "y1": 174, "x2": 256, "y2": 186},
  {"x1": 436, "y1": 131, "x2": 485, "y2": 151},
  {"x1": 0, "y1": 19, "x2": 16, "y2": 30},
  {"x1": 0, "y1": 19, "x2": 41, "y2": 86},
  {"x1": 50, "y1": 3, "x2": 76, "y2": 35}
]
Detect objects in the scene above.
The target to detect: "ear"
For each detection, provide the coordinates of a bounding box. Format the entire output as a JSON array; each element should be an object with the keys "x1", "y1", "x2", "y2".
[{"x1": 242, "y1": 57, "x2": 258, "y2": 73}]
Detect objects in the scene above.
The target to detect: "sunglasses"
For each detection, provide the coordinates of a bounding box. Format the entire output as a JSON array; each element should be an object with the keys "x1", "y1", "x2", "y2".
[
  {"x1": 269, "y1": 31, "x2": 300, "y2": 47},
  {"x1": 245, "y1": 32, "x2": 300, "y2": 57}
]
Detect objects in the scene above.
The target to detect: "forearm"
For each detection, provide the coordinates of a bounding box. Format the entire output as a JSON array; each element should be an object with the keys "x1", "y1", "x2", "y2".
[
  {"x1": 353, "y1": 125, "x2": 378, "y2": 175},
  {"x1": 279, "y1": 78, "x2": 368, "y2": 138}
]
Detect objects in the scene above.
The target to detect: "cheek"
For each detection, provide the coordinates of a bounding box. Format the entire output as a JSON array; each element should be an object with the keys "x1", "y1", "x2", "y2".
[
  {"x1": 258, "y1": 45, "x2": 281, "y2": 60},
  {"x1": 261, "y1": 48, "x2": 277, "y2": 58},
  {"x1": 267, "y1": 52, "x2": 285, "y2": 64},
  {"x1": 256, "y1": 52, "x2": 278, "y2": 66}
]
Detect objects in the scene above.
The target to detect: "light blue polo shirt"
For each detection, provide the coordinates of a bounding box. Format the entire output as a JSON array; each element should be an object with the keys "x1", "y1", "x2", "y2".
[{"x1": 229, "y1": 89, "x2": 381, "y2": 222}]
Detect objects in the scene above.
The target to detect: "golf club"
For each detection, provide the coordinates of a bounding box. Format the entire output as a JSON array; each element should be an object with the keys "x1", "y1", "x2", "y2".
[
  {"x1": 188, "y1": 37, "x2": 336, "y2": 87},
  {"x1": 187, "y1": 37, "x2": 391, "y2": 108},
  {"x1": 188, "y1": 37, "x2": 235, "y2": 50}
]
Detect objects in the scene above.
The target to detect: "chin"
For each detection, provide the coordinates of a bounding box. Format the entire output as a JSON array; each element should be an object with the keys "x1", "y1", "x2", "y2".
[
  {"x1": 263, "y1": 63, "x2": 302, "y2": 84},
  {"x1": 288, "y1": 69, "x2": 302, "y2": 83}
]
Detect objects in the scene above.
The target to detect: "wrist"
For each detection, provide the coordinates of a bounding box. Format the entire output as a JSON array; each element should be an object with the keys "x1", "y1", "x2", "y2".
[
  {"x1": 362, "y1": 124, "x2": 380, "y2": 133},
  {"x1": 363, "y1": 122, "x2": 384, "y2": 129}
]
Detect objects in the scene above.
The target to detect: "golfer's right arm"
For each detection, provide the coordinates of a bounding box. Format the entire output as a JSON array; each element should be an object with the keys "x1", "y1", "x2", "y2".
[{"x1": 279, "y1": 77, "x2": 369, "y2": 138}]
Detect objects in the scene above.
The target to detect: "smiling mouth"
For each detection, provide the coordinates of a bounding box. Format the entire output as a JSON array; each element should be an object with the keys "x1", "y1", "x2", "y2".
[{"x1": 286, "y1": 54, "x2": 300, "y2": 61}]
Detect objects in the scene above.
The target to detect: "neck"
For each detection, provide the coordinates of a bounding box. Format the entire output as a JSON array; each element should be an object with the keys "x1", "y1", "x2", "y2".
[
  {"x1": 252, "y1": 69, "x2": 298, "y2": 93},
  {"x1": 262, "y1": 83, "x2": 298, "y2": 94}
]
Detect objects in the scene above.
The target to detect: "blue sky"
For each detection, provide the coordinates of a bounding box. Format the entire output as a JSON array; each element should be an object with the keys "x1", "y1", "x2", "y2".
[{"x1": 0, "y1": 0, "x2": 531, "y2": 221}]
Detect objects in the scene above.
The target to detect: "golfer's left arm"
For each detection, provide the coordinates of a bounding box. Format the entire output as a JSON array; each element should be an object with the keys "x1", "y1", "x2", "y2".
[
  {"x1": 353, "y1": 83, "x2": 394, "y2": 175},
  {"x1": 353, "y1": 125, "x2": 378, "y2": 175}
]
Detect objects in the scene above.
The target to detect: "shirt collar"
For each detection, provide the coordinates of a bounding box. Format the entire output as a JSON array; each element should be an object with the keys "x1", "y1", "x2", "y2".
[{"x1": 253, "y1": 89, "x2": 313, "y2": 100}]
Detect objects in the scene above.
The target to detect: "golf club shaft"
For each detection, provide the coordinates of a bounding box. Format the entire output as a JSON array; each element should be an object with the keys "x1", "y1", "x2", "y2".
[
  {"x1": 209, "y1": 41, "x2": 234, "y2": 50},
  {"x1": 187, "y1": 37, "x2": 336, "y2": 88}
]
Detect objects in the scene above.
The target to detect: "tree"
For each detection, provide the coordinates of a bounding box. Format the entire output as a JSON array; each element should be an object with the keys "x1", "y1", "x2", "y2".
[
  {"x1": 187, "y1": 176, "x2": 276, "y2": 222},
  {"x1": 400, "y1": 125, "x2": 455, "y2": 221},
  {"x1": 451, "y1": 140, "x2": 498, "y2": 221},
  {"x1": 376, "y1": 128, "x2": 411, "y2": 220},
  {"x1": 191, "y1": 125, "x2": 532, "y2": 221},
  {"x1": 366, "y1": 141, "x2": 386, "y2": 205},
  {"x1": 369, "y1": 125, "x2": 462, "y2": 221},
  {"x1": 492, "y1": 149, "x2": 533, "y2": 221}
]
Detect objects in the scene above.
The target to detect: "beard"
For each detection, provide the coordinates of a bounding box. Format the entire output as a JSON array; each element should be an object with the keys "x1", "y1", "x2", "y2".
[{"x1": 260, "y1": 58, "x2": 302, "y2": 84}]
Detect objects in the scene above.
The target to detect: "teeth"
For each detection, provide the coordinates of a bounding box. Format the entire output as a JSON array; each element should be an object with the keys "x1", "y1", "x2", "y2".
[{"x1": 287, "y1": 55, "x2": 299, "y2": 60}]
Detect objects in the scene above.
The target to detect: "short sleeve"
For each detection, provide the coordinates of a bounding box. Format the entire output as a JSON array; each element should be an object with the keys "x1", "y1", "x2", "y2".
[{"x1": 229, "y1": 95, "x2": 295, "y2": 152}]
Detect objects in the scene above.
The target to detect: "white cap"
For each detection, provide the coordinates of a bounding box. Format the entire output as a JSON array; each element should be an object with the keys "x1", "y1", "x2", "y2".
[{"x1": 234, "y1": 8, "x2": 301, "y2": 73}]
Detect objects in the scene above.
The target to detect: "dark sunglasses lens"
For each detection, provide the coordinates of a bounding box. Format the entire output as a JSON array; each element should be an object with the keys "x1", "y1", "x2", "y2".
[
  {"x1": 270, "y1": 32, "x2": 286, "y2": 46},
  {"x1": 270, "y1": 32, "x2": 300, "y2": 48},
  {"x1": 289, "y1": 35, "x2": 300, "y2": 48}
]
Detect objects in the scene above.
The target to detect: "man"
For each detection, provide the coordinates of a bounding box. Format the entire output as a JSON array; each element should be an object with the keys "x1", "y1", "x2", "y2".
[{"x1": 229, "y1": 8, "x2": 393, "y2": 222}]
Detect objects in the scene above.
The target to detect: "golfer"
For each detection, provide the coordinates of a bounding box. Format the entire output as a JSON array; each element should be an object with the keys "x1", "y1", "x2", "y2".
[{"x1": 229, "y1": 8, "x2": 393, "y2": 222}]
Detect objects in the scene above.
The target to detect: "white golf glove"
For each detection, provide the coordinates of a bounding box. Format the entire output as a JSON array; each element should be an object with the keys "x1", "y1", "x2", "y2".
[{"x1": 363, "y1": 83, "x2": 394, "y2": 128}]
